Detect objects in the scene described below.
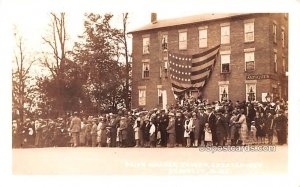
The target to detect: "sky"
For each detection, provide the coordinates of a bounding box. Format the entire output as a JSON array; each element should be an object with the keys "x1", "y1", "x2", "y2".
[{"x1": 1, "y1": 0, "x2": 300, "y2": 185}]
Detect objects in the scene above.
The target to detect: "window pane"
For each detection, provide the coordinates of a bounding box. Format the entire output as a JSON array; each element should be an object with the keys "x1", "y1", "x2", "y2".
[
  {"x1": 139, "y1": 90, "x2": 146, "y2": 106},
  {"x1": 179, "y1": 32, "x2": 187, "y2": 50},
  {"x1": 219, "y1": 85, "x2": 229, "y2": 101},
  {"x1": 221, "y1": 54, "x2": 230, "y2": 64},
  {"x1": 199, "y1": 29, "x2": 207, "y2": 48},
  {"x1": 179, "y1": 32, "x2": 187, "y2": 41},
  {"x1": 246, "y1": 61, "x2": 255, "y2": 71},
  {"x1": 246, "y1": 84, "x2": 256, "y2": 102},
  {"x1": 143, "y1": 37, "x2": 150, "y2": 54}
]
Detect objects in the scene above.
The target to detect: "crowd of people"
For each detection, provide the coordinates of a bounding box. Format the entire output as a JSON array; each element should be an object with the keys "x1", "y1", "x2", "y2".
[{"x1": 12, "y1": 97, "x2": 288, "y2": 149}]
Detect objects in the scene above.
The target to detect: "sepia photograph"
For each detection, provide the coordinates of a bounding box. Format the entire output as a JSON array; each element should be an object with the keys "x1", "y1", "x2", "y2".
[{"x1": 1, "y1": 0, "x2": 300, "y2": 186}]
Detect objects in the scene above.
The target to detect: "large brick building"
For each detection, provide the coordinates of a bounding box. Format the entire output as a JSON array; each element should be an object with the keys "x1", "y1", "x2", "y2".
[{"x1": 129, "y1": 13, "x2": 288, "y2": 110}]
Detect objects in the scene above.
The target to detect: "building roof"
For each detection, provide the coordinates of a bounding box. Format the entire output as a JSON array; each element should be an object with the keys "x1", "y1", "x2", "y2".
[{"x1": 129, "y1": 13, "x2": 251, "y2": 34}]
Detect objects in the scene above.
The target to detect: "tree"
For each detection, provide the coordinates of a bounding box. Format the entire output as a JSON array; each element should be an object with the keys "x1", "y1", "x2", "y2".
[
  {"x1": 120, "y1": 13, "x2": 131, "y2": 109},
  {"x1": 71, "y1": 13, "x2": 125, "y2": 114},
  {"x1": 12, "y1": 29, "x2": 36, "y2": 123},
  {"x1": 39, "y1": 12, "x2": 70, "y2": 116}
]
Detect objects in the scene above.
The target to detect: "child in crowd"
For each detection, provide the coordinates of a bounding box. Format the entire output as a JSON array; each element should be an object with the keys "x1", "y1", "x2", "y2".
[
  {"x1": 249, "y1": 121, "x2": 257, "y2": 145},
  {"x1": 204, "y1": 123, "x2": 212, "y2": 147}
]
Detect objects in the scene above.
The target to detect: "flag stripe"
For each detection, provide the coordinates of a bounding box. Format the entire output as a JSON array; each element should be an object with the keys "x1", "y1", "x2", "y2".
[
  {"x1": 192, "y1": 45, "x2": 220, "y2": 58},
  {"x1": 191, "y1": 74, "x2": 210, "y2": 84},
  {"x1": 171, "y1": 82, "x2": 191, "y2": 90},
  {"x1": 192, "y1": 54, "x2": 217, "y2": 68},
  {"x1": 192, "y1": 82, "x2": 205, "y2": 88},
  {"x1": 191, "y1": 58, "x2": 215, "y2": 72},
  {"x1": 191, "y1": 64, "x2": 213, "y2": 76},
  {"x1": 191, "y1": 71, "x2": 210, "y2": 81}
]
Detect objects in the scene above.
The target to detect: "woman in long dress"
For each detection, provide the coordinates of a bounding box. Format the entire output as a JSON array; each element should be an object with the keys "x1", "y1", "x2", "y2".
[{"x1": 236, "y1": 109, "x2": 247, "y2": 146}]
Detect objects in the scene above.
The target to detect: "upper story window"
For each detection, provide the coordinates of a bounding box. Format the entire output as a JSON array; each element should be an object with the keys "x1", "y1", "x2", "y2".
[
  {"x1": 219, "y1": 84, "x2": 229, "y2": 102},
  {"x1": 142, "y1": 61, "x2": 150, "y2": 79},
  {"x1": 246, "y1": 83, "x2": 256, "y2": 102},
  {"x1": 281, "y1": 28, "x2": 285, "y2": 48},
  {"x1": 282, "y1": 57, "x2": 286, "y2": 74},
  {"x1": 142, "y1": 36, "x2": 150, "y2": 54},
  {"x1": 245, "y1": 50, "x2": 255, "y2": 72},
  {"x1": 161, "y1": 34, "x2": 168, "y2": 51},
  {"x1": 220, "y1": 51, "x2": 230, "y2": 73},
  {"x1": 198, "y1": 26, "x2": 207, "y2": 48},
  {"x1": 138, "y1": 87, "x2": 146, "y2": 106},
  {"x1": 273, "y1": 22, "x2": 277, "y2": 44},
  {"x1": 244, "y1": 20, "x2": 254, "y2": 42},
  {"x1": 178, "y1": 30, "x2": 187, "y2": 50},
  {"x1": 221, "y1": 24, "x2": 230, "y2": 44},
  {"x1": 274, "y1": 51, "x2": 278, "y2": 73}
]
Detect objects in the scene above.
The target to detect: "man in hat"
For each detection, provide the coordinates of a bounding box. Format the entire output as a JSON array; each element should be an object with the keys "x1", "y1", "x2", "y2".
[
  {"x1": 175, "y1": 111, "x2": 184, "y2": 147},
  {"x1": 273, "y1": 109, "x2": 288, "y2": 145},
  {"x1": 198, "y1": 106, "x2": 208, "y2": 146},
  {"x1": 119, "y1": 116, "x2": 128, "y2": 147},
  {"x1": 215, "y1": 108, "x2": 228, "y2": 146},
  {"x1": 166, "y1": 112, "x2": 176, "y2": 148},
  {"x1": 265, "y1": 109, "x2": 274, "y2": 145},
  {"x1": 160, "y1": 109, "x2": 169, "y2": 147},
  {"x1": 69, "y1": 112, "x2": 81, "y2": 147},
  {"x1": 206, "y1": 104, "x2": 217, "y2": 146}
]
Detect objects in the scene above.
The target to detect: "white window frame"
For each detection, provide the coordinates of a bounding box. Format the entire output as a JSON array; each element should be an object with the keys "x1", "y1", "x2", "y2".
[
  {"x1": 178, "y1": 31, "x2": 187, "y2": 50},
  {"x1": 281, "y1": 29, "x2": 285, "y2": 48},
  {"x1": 162, "y1": 34, "x2": 168, "y2": 51},
  {"x1": 245, "y1": 51, "x2": 255, "y2": 71},
  {"x1": 219, "y1": 84, "x2": 229, "y2": 102},
  {"x1": 221, "y1": 25, "x2": 230, "y2": 44},
  {"x1": 220, "y1": 51, "x2": 230, "y2": 73},
  {"x1": 246, "y1": 83, "x2": 256, "y2": 102},
  {"x1": 274, "y1": 52, "x2": 278, "y2": 73},
  {"x1": 244, "y1": 21, "x2": 254, "y2": 42},
  {"x1": 142, "y1": 37, "x2": 150, "y2": 54},
  {"x1": 157, "y1": 88, "x2": 163, "y2": 105},
  {"x1": 282, "y1": 57, "x2": 286, "y2": 74},
  {"x1": 199, "y1": 27, "x2": 207, "y2": 48},
  {"x1": 164, "y1": 61, "x2": 168, "y2": 78},
  {"x1": 142, "y1": 61, "x2": 150, "y2": 79},
  {"x1": 273, "y1": 22, "x2": 277, "y2": 44},
  {"x1": 138, "y1": 88, "x2": 146, "y2": 106}
]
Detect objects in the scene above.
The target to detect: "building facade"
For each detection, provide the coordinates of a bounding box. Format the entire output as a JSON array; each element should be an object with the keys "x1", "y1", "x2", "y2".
[{"x1": 130, "y1": 13, "x2": 288, "y2": 110}]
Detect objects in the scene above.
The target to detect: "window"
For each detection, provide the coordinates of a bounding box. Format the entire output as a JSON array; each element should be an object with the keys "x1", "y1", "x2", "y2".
[
  {"x1": 273, "y1": 23, "x2": 277, "y2": 43},
  {"x1": 246, "y1": 84, "x2": 256, "y2": 102},
  {"x1": 142, "y1": 62, "x2": 150, "y2": 78},
  {"x1": 221, "y1": 25, "x2": 230, "y2": 44},
  {"x1": 274, "y1": 52, "x2": 278, "y2": 73},
  {"x1": 138, "y1": 88, "x2": 146, "y2": 106},
  {"x1": 281, "y1": 29, "x2": 285, "y2": 48},
  {"x1": 244, "y1": 22, "x2": 254, "y2": 42},
  {"x1": 221, "y1": 53, "x2": 230, "y2": 73},
  {"x1": 158, "y1": 88, "x2": 163, "y2": 105},
  {"x1": 219, "y1": 85, "x2": 229, "y2": 102},
  {"x1": 161, "y1": 34, "x2": 168, "y2": 51},
  {"x1": 245, "y1": 52, "x2": 255, "y2": 71},
  {"x1": 179, "y1": 31, "x2": 187, "y2": 50},
  {"x1": 199, "y1": 28, "x2": 207, "y2": 48},
  {"x1": 282, "y1": 57, "x2": 286, "y2": 74},
  {"x1": 143, "y1": 37, "x2": 150, "y2": 54},
  {"x1": 164, "y1": 61, "x2": 168, "y2": 78}
]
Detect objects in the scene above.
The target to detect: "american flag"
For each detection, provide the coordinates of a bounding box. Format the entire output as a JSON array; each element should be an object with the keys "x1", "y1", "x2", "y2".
[{"x1": 168, "y1": 45, "x2": 220, "y2": 95}]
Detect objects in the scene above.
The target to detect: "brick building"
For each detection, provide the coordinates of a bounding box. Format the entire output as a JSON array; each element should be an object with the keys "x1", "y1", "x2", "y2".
[{"x1": 129, "y1": 13, "x2": 288, "y2": 110}]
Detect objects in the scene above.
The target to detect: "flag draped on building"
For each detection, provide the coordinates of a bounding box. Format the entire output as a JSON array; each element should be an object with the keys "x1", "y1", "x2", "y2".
[{"x1": 168, "y1": 45, "x2": 220, "y2": 95}]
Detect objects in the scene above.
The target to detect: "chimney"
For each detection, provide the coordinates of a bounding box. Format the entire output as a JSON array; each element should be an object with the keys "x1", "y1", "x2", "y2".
[{"x1": 151, "y1": 13, "x2": 157, "y2": 24}]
